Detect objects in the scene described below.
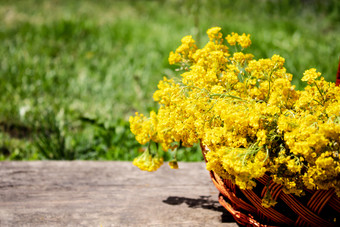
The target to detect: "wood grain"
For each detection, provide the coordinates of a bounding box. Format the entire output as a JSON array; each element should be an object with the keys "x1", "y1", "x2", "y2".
[{"x1": 0, "y1": 161, "x2": 238, "y2": 227}]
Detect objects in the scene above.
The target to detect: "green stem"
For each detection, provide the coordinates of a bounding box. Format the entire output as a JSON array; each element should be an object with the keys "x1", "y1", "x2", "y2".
[
  {"x1": 314, "y1": 82, "x2": 326, "y2": 104},
  {"x1": 210, "y1": 93, "x2": 244, "y2": 101},
  {"x1": 265, "y1": 71, "x2": 273, "y2": 102},
  {"x1": 312, "y1": 98, "x2": 324, "y2": 106}
]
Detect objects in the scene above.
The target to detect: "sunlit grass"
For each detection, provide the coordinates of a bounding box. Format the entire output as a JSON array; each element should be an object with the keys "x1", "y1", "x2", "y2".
[{"x1": 0, "y1": 0, "x2": 339, "y2": 160}]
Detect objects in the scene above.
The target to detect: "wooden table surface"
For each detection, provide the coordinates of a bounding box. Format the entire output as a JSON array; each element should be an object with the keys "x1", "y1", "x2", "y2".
[{"x1": 0, "y1": 161, "x2": 238, "y2": 227}]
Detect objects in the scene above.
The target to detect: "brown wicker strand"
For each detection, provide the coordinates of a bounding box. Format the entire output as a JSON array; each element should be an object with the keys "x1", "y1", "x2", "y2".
[
  {"x1": 257, "y1": 174, "x2": 271, "y2": 185},
  {"x1": 307, "y1": 189, "x2": 335, "y2": 214},
  {"x1": 210, "y1": 171, "x2": 258, "y2": 213},
  {"x1": 243, "y1": 189, "x2": 294, "y2": 225},
  {"x1": 279, "y1": 193, "x2": 335, "y2": 227},
  {"x1": 218, "y1": 195, "x2": 274, "y2": 227},
  {"x1": 294, "y1": 217, "x2": 308, "y2": 227},
  {"x1": 328, "y1": 195, "x2": 340, "y2": 211},
  {"x1": 308, "y1": 190, "x2": 327, "y2": 212},
  {"x1": 270, "y1": 183, "x2": 283, "y2": 201},
  {"x1": 260, "y1": 180, "x2": 283, "y2": 201}
]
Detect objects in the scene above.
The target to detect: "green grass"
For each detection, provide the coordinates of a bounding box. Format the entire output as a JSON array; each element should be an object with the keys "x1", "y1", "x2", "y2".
[{"x1": 0, "y1": 0, "x2": 339, "y2": 160}]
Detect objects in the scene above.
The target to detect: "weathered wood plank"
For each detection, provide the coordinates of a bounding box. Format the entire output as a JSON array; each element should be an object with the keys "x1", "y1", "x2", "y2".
[{"x1": 0, "y1": 161, "x2": 238, "y2": 227}]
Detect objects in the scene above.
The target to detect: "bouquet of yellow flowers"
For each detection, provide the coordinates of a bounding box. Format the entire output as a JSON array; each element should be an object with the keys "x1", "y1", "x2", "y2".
[{"x1": 129, "y1": 27, "x2": 340, "y2": 214}]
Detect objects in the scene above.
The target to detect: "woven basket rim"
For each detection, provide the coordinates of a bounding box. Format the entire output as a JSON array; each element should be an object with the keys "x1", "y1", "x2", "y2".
[{"x1": 200, "y1": 143, "x2": 339, "y2": 227}]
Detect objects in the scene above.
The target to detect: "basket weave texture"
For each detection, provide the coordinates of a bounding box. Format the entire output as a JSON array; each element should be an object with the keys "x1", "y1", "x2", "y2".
[{"x1": 201, "y1": 144, "x2": 340, "y2": 227}]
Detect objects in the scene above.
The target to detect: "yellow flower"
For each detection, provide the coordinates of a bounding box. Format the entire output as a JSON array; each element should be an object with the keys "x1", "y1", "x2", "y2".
[
  {"x1": 206, "y1": 26, "x2": 222, "y2": 41},
  {"x1": 256, "y1": 130, "x2": 267, "y2": 146},
  {"x1": 168, "y1": 51, "x2": 181, "y2": 65},
  {"x1": 237, "y1": 33, "x2": 251, "y2": 48},
  {"x1": 181, "y1": 35, "x2": 196, "y2": 46},
  {"x1": 133, "y1": 148, "x2": 163, "y2": 172},
  {"x1": 130, "y1": 26, "x2": 340, "y2": 197},
  {"x1": 302, "y1": 68, "x2": 321, "y2": 84},
  {"x1": 169, "y1": 160, "x2": 179, "y2": 169},
  {"x1": 226, "y1": 32, "x2": 239, "y2": 46}
]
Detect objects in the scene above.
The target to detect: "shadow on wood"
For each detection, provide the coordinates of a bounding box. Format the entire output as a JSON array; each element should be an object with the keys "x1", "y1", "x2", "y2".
[{"x1": 163, "y1": 195, "x2": 240, "y2": 224}]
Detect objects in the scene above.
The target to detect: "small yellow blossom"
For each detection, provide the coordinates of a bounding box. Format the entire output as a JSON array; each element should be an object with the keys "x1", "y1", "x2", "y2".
[
  {"x1": 133, "y1": 148, "x2": 164, "y2": 172},
  {"x1": 302, "y1": 68, "x2": 321, "y2": 84},
  {"x1": 169, "y1": 160, "x2": 179, "y2": 169},
  {"x1": 168, "y1": 51, "x2": 181, "y2": 65},
  {"x1": 226, "y1": 32, "x2": 239, "y2": 46},
  {"x1": 207, "y1": 26, "x2": 222, "y2": 41},
  {"x1": 237, "y1": 33, "x2": 251, "y2": 48}
]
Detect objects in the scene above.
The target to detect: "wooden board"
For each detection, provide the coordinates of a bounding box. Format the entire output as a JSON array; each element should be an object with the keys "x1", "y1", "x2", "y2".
[{"x1": 0, "y1": 161, "x2": 238, "y2": 226}]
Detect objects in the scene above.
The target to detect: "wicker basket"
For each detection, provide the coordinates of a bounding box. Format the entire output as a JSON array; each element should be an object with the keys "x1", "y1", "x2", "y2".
[{"x1": 200, "y1": 144, "x2": 340, "y2": 227}]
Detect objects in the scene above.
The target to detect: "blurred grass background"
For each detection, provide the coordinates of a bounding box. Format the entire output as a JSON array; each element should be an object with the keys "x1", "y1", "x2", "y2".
[{"x1": 0, "y1": 0, "x2": 339, "y2": 161}]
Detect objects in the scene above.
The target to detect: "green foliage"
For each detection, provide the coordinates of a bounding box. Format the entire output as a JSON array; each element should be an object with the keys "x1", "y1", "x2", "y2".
[{"x1": 0, "y1": 0, "x2": 339, "y2": 160}]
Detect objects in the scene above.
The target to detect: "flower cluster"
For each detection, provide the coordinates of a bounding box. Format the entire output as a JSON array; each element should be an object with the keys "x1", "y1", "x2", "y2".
[{"x1": 130, "y1": 27, "x2": 340, "y2": 206}]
